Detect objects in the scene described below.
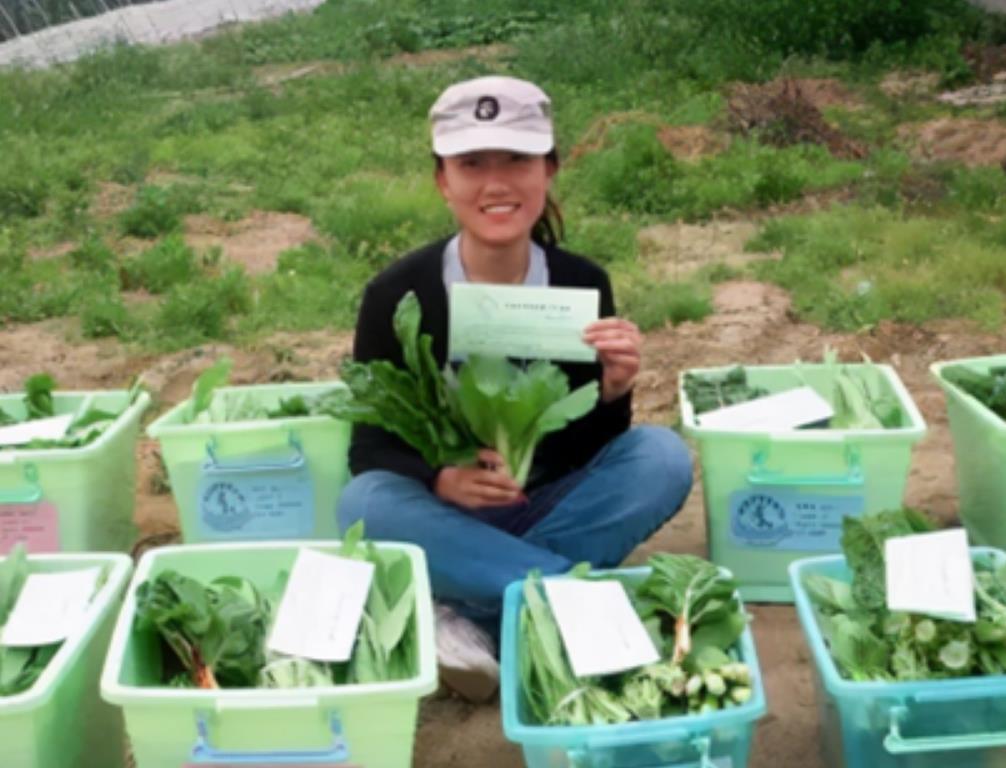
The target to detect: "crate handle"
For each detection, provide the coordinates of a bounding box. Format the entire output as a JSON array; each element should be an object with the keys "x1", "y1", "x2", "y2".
[
  {"x1": 885, "y1": 704, "x2": 1006, "y2": 754},
  {"x1": 203, "y1": 434, "x2": 306, "y2": 474},
  {"x1": 746, "y1": 445, "x2": 864, "y2": 487},
  {"x1": 0, "y1": 464, "x2": 42, "y2": 504},
  {"x1": 569, "y1": 735, "x2": 716, "y2": 767},
  {"x1": 189, "y1": 711, "x2": 350, "y2": 764}
]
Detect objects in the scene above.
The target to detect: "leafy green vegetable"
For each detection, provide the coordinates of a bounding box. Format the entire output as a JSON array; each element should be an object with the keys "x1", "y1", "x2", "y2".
[
  {"x1": 805, "y1": 509, "x2": 1006, "y2": 682},
  {"x1": 683, "y1": 367, "x2": 768, "y2": 416},
  {"x1": 135, "y1": 570, "x2": 270, "y2": 689},
  {"x1": 135, "y1": 522, "x2": 418, "y2": 689},
  {"x1": 24, "y1": 374, "x2": 55, "y2": 420},
  {"x1": 636, "y1": 554, "x2": 744, "y2": 664},
  {"x1": 518, "y1": 555, "x2": 753, "y2": 727},
  {"x1": 452, "y1": 355, "x2": 598, "y2": 486},
  {"x1": 943, "y1": 364, "x2": 1006, "y2": 422},
  {"x1": 183, "y1": 357, "x2": 234, "y2": 423}
]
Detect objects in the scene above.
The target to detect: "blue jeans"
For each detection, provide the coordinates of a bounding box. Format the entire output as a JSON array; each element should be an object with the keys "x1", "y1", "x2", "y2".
[{"x1": 336, "y1": 426, "x2": 693, "y2": 629}]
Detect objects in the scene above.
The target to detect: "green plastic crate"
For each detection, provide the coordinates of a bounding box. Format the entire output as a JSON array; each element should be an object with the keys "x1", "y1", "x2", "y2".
[
  {"x1": 680, "y1": 363, "x2": 926, "y2": 603},
  {"x1": 791, "y1": 549, "x2": 1006, "y2": 767},
  {"x1": 0, "y1": 390, "x2": 150, "y2": 553},
  {"x1": 147, "y1": 382, "x2": 351, "y2": 543},
  {"x1": 931, "y1": 355, "x2": 1006, "y2": 551},
  {"x1": 100, "y1": 540, "x2": 437, "y2": 768},
  {"x1": 0, "y1": 551, "x2": 132, "y2": 768}
]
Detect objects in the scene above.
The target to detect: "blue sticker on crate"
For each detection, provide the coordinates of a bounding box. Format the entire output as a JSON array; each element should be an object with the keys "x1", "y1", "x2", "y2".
[
  {"x1": 729, "y1": 490, "x2": 864, "y2": 550},
  {"x1": 196, "y1": 456, "x2": 314, "y2": 540}
]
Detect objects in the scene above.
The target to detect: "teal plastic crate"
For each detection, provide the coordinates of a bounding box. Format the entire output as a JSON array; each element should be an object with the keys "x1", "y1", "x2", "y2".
[
  {"x1": 791, "y1": 549, "x2": 1006, "y2": 767},
  {"x1": 501, "y1": 568, "x2": 767, "y2": 768},
  {"x1": 0, "y1": 551, "x2": 132, "y2": 768},
  {"x1": 147, "y1": 382, "x2": 351, "y2": 543},
  {"x1": 680, "y1": 363, "x2": 926, "y2": 603},
  {"x1": 100, "y1": 539, "x2": 437, "y2": 768},
  {"x1": 931, "y1": 355, "x2": 1006, "y2": 551},
  {"x1": 0, "y1": 390, "x2": 150, "y2": 553}
]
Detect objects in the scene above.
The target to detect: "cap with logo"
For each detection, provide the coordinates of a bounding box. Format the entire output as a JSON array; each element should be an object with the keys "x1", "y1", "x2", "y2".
[{"x1": 429, "y1": 75, "x2": 554, "y2": 157}]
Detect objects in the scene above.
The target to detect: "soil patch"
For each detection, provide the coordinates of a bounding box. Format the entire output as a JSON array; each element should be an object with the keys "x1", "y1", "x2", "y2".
[
  {"x1": 727, "y1": 79, "x2": 867, "y2": 159},
  {"x1": 898, "y1": 117, "x2": 1006, "y2": 167},
  {"x1": 184, "y1": 210, "x2": 322, "y2": 275},
  {"x1": 92, "y1": 181, "x2": 134, "y2": 219},
  {"x1": 879, "y1": 70, "x2": 941, "y2": 99},
  {"x1": 637, "y1": 221, "x2": 770, "y2": 280}
]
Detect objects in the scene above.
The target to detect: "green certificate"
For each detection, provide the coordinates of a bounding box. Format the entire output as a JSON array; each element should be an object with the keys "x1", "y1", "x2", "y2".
[{"x1": 448, "y1": 283, "x2": 599, "y2": 362}]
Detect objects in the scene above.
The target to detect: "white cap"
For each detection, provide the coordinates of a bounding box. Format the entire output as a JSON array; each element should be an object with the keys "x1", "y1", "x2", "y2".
[{"x1": 429, "y1": 75, "x2": 554, "y2": 157}]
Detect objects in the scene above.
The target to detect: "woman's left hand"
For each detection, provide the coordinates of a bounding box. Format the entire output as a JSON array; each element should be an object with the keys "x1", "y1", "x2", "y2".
[{"x1": 583, "y1": 317, "x2": 642, "y2": 402}]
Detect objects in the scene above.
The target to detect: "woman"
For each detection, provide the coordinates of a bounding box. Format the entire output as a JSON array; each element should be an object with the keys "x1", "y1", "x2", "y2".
[{"x1": 337, "y1": 75, "x2": 693, "y2": 701}]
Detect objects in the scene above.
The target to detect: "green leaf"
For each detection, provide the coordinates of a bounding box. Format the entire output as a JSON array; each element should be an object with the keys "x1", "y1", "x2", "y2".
[
  {"x1": 803, "y1": 573, "x2": 857, "y2": 613},
  {"x1": 184, "y1": 358, "x2": 233, "y2": 423},
  {"x1": 24, "y1": 373, "x2": 55, "y2": 420}
]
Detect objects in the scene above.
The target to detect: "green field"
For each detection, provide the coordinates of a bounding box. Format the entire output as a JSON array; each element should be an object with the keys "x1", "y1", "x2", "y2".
[{"x1": 2, "y1": 0, "x2": 1005, "y2": 350}]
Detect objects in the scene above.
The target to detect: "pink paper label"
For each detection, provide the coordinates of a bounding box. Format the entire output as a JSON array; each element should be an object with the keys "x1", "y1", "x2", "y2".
[{"x1": 0, "y1": 502, "x2": 60, "y2": 553}]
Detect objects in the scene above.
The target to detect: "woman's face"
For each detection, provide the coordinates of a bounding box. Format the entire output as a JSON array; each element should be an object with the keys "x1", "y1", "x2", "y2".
[{"x1": 436, "y1": 150, "x2": 555, "y2": 249}]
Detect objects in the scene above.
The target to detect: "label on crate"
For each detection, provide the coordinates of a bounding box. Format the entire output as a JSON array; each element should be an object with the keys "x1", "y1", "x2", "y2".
[
  {"x1": 0, "y1": 502, "x2": 60, "y2": 553},
  {"x1": 728, "y1": 490, "x2": 863, "y2": 550},
  {"x1": 2, "y1": 567, "x2": 101, "y2": 646},
  {"x1": 196, "y1": 463, "x2": 314, "y2": 539}
]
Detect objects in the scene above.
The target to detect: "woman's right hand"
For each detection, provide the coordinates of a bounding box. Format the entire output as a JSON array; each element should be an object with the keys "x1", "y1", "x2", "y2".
[{"x1": 434, "y1": 448, "x2": 523, "y2": 510}]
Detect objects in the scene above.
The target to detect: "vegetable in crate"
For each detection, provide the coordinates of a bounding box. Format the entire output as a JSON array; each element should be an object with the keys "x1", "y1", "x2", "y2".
[
  {"x1": 683, "y1": 367, "x2": 768, "y2": 416},
  {"x1": 803, "y1": 508, "x2": 1006, "y2": 681},
  {"x1": 135, "y1": 522, "x2": 418, "y2": 689},
  {"x1": 0, "y1": 373, "x2": 144, "y2": 450},
  {"x1": 813, "y1": 347, "x2": 902, "y2": 429},
  {"x1": 0, "y1": 544, "x2": 98, "y2": 696},
  {"x1": 942, "y1": 364, "x2": 1006, "y2": 422},
  {"x1": 518, "y1": 554, "x2": 753, "y2": 727}
]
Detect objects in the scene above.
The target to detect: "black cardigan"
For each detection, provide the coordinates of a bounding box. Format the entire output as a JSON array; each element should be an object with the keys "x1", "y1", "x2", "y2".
[{"x1": 347, "y1": 237, "x2": 632, "y2": 490}]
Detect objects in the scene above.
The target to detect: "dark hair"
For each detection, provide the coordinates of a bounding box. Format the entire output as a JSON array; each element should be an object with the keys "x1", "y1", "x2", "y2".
[{"x1": 433, "y1": 149, "x2": 565, "y2": 247}]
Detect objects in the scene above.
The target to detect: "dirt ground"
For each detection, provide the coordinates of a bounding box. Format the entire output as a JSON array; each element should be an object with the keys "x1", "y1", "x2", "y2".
[{"x1": 3, "y1": 271, "x2": 1005, "y2": 767}]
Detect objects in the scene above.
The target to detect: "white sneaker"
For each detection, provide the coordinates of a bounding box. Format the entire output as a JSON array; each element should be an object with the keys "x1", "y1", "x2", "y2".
[{"x1": 435, "y1": 603, "x2": 500, "y2": 703}]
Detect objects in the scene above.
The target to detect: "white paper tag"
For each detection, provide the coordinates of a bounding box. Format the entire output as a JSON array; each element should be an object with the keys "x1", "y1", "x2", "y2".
[
  {"x1": 1, "y1": 567, "x2": 101, "y2": 647},
  {"x1": 544, "y1": 578, "x2": 660, "y2": 678},
  {"x1": 886, "y1": 529, "x2": 976, "y2": 622},
  {"x1": 0, "y1": 414, "x2": 73, "y2": 448},
  {"x1": 695, "y1": 386, "x2": 834, "y2": 431},
  {"x1": 267, "y1": 549, "x2": 375, "y2": 662}
]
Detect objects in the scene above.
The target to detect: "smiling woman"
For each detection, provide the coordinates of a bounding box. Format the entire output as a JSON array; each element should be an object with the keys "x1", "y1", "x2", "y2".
[{"x1": 335, "y1": 75, "x2": 695, "y2": 703}]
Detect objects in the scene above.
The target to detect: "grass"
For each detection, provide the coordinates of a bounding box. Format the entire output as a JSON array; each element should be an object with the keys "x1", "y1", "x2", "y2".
[{"x1": 1, "y1": 0, "x2": 1004, "y2": 348}]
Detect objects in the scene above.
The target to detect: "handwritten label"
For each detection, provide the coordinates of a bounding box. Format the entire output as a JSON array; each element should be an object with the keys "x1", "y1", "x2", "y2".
[
  {"x1": 1, "y1": 567, "x2": 101, "y2": 646},
  {"x1": 696, "y1": 386, "x2": 834, "y2": 431},
  {"x1": 886, "y1": 528, "x2": 976, "y2": 622},
  {"x1": 267, "y1": 549, "x2": 374, "y2": 662},
  {"x1": 543, "y1": 578, "x2": 659, "y2": 678},
  {"x1": 0, "y1": 502, "x2": 60, "y2": 553}
]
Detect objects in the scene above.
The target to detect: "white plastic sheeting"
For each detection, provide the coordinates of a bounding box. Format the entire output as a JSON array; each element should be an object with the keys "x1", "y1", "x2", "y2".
[{"x1": 0, "y1": 0, "x2": 326, "y2": 69}]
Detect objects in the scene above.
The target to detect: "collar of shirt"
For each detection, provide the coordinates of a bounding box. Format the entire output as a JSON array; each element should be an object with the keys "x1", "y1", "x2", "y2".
[{"x1": 441, "y1": 234, "x2": 549, "y2": 290}]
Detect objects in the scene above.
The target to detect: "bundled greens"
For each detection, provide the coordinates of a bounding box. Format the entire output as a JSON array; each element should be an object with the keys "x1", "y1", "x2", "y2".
[
  {"x1": 135, "y1": 522, "x2": 418, "y2": 689},
  {"x1": 943, "y1": 364, "x2": 1006, "y2": 422},
  {"x1": 805, "y1": 509, "x2": 1006, "y2": 681},
  {"x1": 450, "y1": 356, "x2": 598, "y2": 486},
  {"x1": 0, "y1": 374, "x2": 141, "y2": 450},
  {"x1": 519, "y1": 554, "x2": 753, "y2": 727}
]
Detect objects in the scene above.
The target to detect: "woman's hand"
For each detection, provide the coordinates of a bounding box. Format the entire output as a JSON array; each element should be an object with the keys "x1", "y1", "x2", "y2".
[
  {"x1": 583, "y1": 317, "x2": 642, "y2": 402},
  {"x1": 434, "y1": 449, "x2": 523, "y2": 510}
]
